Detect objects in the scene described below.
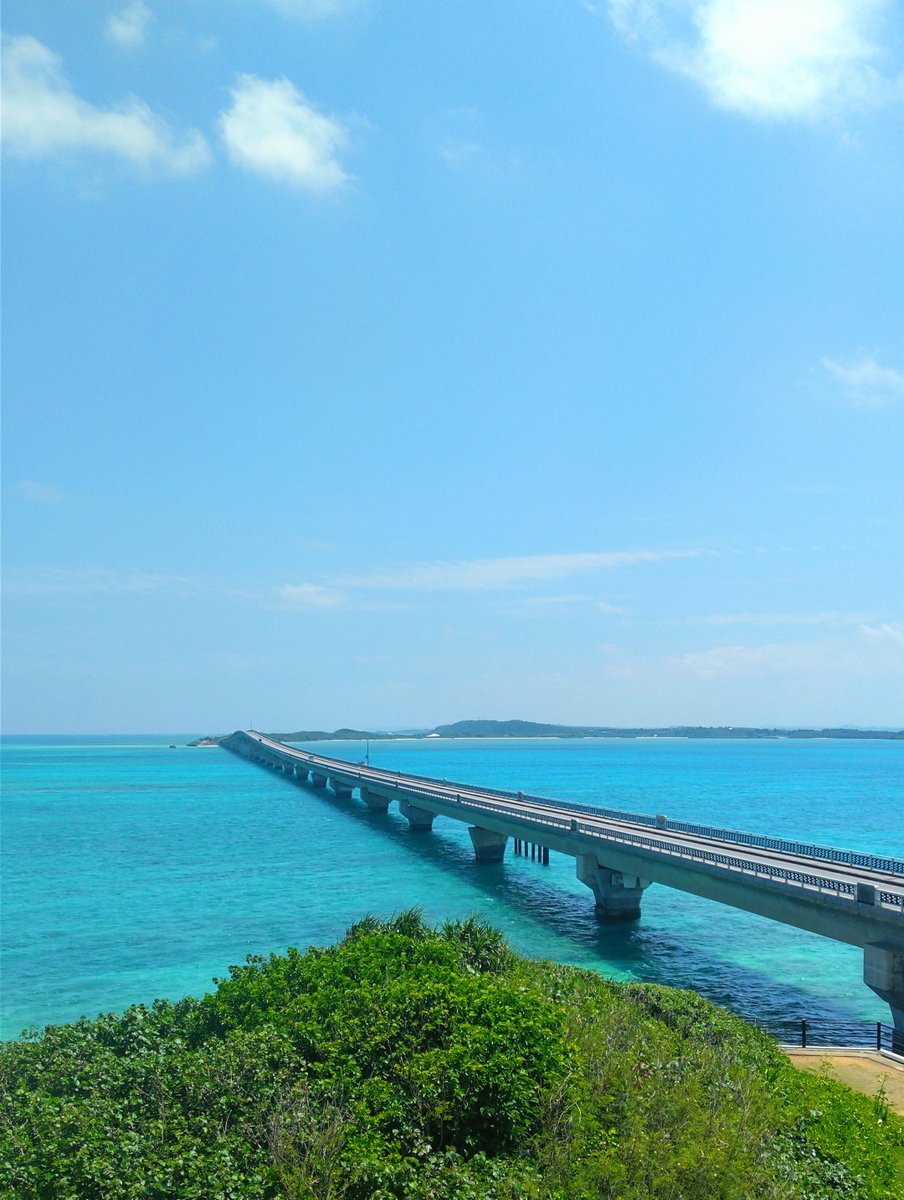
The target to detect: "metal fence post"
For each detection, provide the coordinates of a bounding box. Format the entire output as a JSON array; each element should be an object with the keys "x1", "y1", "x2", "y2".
[{"x1": 801, "y1": 1019, "x2": 807, "y2": 1048}]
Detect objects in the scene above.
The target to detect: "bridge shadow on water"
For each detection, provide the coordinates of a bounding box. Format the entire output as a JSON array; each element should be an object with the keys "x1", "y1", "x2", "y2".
[{"x1": 269, "y1": 767, "x2": 876, "y2": 1031}]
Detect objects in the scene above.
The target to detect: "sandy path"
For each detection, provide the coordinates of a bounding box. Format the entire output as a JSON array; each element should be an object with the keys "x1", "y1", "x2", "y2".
[{"x1": 785, "y1": 1049, "x2": 904, "y2": 1116}]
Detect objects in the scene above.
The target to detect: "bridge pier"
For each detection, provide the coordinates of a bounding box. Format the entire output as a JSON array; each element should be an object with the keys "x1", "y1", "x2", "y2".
[
  {"x1": 400, "y1": 798, "x2": 436, "y2": 831},
  {"x1": 577, "y1": 855, "x2": 650, "y2": 920},
  {"x1": 360, "y1": 786, "x2": 390, "y2": 813},
  {"x1": 310, "y1": 772, "x2": 328, "y2": 789},
  {"x1": 864, "y1": 941, "x2": 904, "y2": 1050},
  {"x1": 468, "y1": 826, "x2": 508, "y2": 862},
  {"x1": 330, "y1": 777, "x2": 353, "y2": 798}
]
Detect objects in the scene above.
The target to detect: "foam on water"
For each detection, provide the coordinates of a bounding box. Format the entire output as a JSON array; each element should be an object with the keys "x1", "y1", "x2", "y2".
[{"x1": 2, "y1": 734, "x2": 901, "y2": 1039}]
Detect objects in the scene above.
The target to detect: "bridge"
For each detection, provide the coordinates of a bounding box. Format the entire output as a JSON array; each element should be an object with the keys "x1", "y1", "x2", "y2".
[{"x1": 221, "y1": 730, "x2": 904, "y2": 1039}]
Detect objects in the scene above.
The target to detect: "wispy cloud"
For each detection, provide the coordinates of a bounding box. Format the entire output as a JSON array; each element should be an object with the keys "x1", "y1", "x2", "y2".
[
  {"x1": 10, "y1": 480, "x2": 75, "y2": 506},
  {"x1": 274, "y1": 583, "x2": 346, "y2": 610},
  {"x1": 333, "y1": 549, "x2": 701, "y2": 592},
  {"x1": 684, "y1": 610, "x2": 873, "y2": 628},
  {"x1": 0, "y1": 34, "x2": 210, "y2": 174},
  {"x1": 218, "y1": 74, "x2": 351, "y2": 191},
  {"x1": 435, "y1": 105, "x2": 516, "y2": 178},
  {"x1": 822, "y1": 356, "x2": 904, "y2": 407},
  {"x1": 860, "y1": 620, "x2": 904, "y2": 647},
  {"x1": 520, "y1": 593, "x2": 593, "y2": 607},
  {"x1": 670, "y1": 624, "x2": 904, "y2": 681},
  {"x1": 260, "y1": 0, "x2": 361, "y2": 19},
  {"x1": 670, "y1": 641, "x2": 816, "y2": 680},
  {"x1": 2, "y1": 566, "x2": 212, "y2": 599},
  {"x1": 105, "y1": 0, "x2": 153, "y2": 49},
  {"x1": 439, "y1": 138, "x2": 492, "y2": 171},
  {"x1": 608, "y1": 0, "x2": 901, "y2": 120}
]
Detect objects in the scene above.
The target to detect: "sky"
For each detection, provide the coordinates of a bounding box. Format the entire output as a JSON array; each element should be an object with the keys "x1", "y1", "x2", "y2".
[{"x1": 2, "y1": 0, "x2": 903, "y2": 734}]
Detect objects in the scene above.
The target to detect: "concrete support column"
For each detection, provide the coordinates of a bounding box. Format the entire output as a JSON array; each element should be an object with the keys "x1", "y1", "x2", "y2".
[
  {"x1": 468, "y1": 826, "x2": 508, "y2": 862},
  {"x1": 576, "y1": 855, "x2": 650, "y2": 920},
  {"x1": 361, "y1": 786, "x2": 390, "y2": 813},
  {"x1": 864, "y1": 941, "x2": 904, "y2": 1050},
  {"x1": 400, "y1": 798, "x2": 436, "y2": 831},
  {"x1": 330, "y1": 778, "x2": 353, "y2": 798},
  {"x1": 310, "y1": 772, "x2": 328, "y2": 789}
]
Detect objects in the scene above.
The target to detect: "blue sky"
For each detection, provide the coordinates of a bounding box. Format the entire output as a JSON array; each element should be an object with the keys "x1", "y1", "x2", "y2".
[{"x1": 2, "y1": 0, "x2": 903, "y2": 733}]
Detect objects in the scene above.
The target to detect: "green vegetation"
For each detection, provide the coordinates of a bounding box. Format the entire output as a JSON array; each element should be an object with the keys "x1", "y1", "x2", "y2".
[
  {"x1": 6, "y1": 916, "x2": 898, "y2": 1199},
  {"x1": 191, "y1": 721, "x2": 903, "y2": 746},
  {"x1": 189, "y1": 729, "x2": 410, "y2": 746},
  {"x1": 432, "y1": 720, "x2": 904, "y2": 740}
]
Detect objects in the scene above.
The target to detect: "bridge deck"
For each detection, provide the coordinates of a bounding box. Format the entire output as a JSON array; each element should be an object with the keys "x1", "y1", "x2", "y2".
[{"x1": 230, "y1": 731, "x2": 903, "y2": 916}]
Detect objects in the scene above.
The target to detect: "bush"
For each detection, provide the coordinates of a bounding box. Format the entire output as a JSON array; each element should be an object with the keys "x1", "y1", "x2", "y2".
[{"x1": 1, "y1": 913, "x2": 901, "y2": 1199}]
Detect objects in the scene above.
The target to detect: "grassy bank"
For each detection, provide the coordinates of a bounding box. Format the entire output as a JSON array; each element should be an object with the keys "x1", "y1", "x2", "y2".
[{"x1": 2, "y1": 913, "x2": 901, "y2": 1199}]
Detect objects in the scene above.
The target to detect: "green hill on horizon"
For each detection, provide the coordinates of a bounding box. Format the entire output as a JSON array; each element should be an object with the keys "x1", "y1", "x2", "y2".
[{"x1": 191, "y1": 721, "x2": 903, "y2": 746}]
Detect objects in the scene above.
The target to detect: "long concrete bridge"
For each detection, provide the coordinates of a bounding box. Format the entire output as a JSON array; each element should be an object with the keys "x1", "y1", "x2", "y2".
[{"x1": 221, "y1": 729, "x2": 904, "y2": 1037}]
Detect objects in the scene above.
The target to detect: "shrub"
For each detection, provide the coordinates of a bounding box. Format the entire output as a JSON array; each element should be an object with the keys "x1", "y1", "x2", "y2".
[{"x1": 2, "y1": 914, "x2": 900, "y2": 1199}]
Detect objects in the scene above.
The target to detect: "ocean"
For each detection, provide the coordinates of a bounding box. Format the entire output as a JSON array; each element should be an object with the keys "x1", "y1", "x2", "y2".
[{"x1": 1, "y1": 734, "x2": 901, "y2": 1040}]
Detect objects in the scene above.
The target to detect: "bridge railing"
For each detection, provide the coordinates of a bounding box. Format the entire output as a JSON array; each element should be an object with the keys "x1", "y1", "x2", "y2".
[
  {"x1": 282, "y1": 742, "x2": 904, "y2": 877},
  {"x1": 756, "y1": 1017, "x2": 903, "y2": 1055},
  {"x1": 311, "y1": 766, "x2": 904, "y2": 912},
  {"x1": 230, "y1": 734, "x2": 904, "y2": 896}
]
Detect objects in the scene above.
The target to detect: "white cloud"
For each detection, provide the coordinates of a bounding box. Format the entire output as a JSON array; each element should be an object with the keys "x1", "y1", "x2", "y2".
[
  {"x1": 860, "y1": 621, "x2": 904, "y2": 647},
  {"x1": 275, "y1": 583, "x2": 346, "y2": 609},
  {"x1": 521, "y1": 593, "x2": 593, "y2": 606},
  {"x1": 435, "y1": 105, "x2": 513, "y2": 177},
  {"x1": 10, "y1": 480, "x2": 73, "y2": 505},
  {"x1": 2, "y1": 566, "x2": 209, "y2": 598},
  {"x1": 260, "y1": 0, "x2": 360, "y2": 18},
  {"x1": 609, "y1": 0, "x2": 901, "y2": 119},
  {"x1": 105, "y1": 0, "x2": 153, "y2": 49},
  {"x1": 440, "y1": 139, "x2": 490, "y2": 170},
  {"x1": 670, "y1": 625, "x2": 904, "y2": 681},
  {"x1": 672, "y1": 641, "x2": 820, "y2": 678},
  {"x1": 689, "y1": 610, "x2": 872, "y2": 627},
  {"x1": 218, "y1": 74, "x2": 350, "y2": 191},
  {"x1": 822, "y1": 356, "x2": 904, "y2": 407},
  {"x1": 0, "y1": 34, "x2": 210, "y2": 174},
  {"x1": 334, "y1": 549, "x2": 700, "y2": 591}
]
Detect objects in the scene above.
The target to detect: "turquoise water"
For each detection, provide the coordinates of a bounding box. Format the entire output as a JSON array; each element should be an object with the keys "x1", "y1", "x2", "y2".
[{"x1": 2, "y1": 735, "x2": 902, "y2": 1040}]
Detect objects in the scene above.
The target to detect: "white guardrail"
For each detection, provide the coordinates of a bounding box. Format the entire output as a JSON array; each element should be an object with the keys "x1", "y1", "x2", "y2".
[
  {"x1": 346, "y1": 771, "x2": 904, "y2": 911},
  {"x1": 230, "y1": 735, "x2": 904, "y2": 911}
]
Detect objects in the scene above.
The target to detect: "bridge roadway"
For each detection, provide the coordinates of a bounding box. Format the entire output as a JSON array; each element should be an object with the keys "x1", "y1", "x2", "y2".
[{"x1": 221, "y1": 730, "x2": 904, "y2": 1035}]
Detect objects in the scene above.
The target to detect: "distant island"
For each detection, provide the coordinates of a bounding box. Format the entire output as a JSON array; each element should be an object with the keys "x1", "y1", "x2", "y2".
[{"x1": 189, "y1": 719, "x2": 903, "y2": 745}]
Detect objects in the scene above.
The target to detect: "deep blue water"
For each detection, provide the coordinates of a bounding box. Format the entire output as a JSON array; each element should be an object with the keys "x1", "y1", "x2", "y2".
[{"x1": 1, "y1": 734, "x2": 901, "y2": 1039}]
